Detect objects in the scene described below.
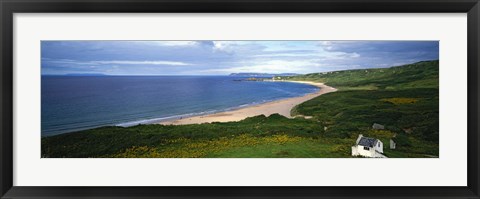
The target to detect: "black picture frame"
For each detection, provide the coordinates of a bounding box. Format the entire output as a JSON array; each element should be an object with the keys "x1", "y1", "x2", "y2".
[{"x1": 1, "y1": 0, "x2": 479, "y2": 198}]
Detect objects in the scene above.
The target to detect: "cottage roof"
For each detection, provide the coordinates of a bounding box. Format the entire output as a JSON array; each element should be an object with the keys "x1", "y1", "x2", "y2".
[{"x1": 357, "y1": 137, "x2": 378, "y2": 147}]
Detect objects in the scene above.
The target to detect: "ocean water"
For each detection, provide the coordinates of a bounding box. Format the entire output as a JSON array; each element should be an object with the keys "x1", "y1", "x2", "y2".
[{"x1": 41, "y1": 76, "x2": 319, "y2": 136}]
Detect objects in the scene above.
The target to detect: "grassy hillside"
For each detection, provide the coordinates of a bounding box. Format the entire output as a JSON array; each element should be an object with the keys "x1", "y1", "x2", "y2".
[
  {"x1": 42, "y1": 115, "x2": 351, "y2": 158},
  {"x1": 42, "y1": 60, "x2": 439, "y2": 158},
  {"x1": 285, "y1": 60, "x2": 439, "y2": 157},
  {"x1": 284, "y1": 60, "x2": 439, "y2": 90}
]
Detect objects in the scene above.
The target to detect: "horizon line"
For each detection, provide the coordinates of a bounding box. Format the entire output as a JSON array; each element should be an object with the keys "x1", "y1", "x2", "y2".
[{"x1": 41, "y1": 59, "x2": 439, "y2": 77}]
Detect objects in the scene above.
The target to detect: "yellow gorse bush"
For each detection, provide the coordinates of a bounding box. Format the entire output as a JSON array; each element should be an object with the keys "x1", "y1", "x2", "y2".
[{"x1": 113, "y1": 134, "x2": 303, "y2": 158}]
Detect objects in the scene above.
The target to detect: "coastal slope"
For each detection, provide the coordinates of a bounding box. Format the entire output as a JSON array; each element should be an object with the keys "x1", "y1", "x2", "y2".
[{"x1": 42, "y1": 60, "x2": 439, "y2": 158}]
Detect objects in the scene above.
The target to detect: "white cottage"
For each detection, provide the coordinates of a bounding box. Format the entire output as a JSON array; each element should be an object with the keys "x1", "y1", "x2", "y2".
[{"x1": 351, "y1": 134, "x2": 387, "y2": 158}]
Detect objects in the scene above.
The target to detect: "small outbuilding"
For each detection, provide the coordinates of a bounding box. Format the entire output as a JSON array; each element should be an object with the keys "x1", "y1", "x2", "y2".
[
  {"x1": 351, "y1": 134, "x2": 387, "y2": 158},
  {"x1": 390, "y1": 139, "x2": 396, "y2": 149},
  {"x1": 372, "y1": 123, "x2": 385, "y2": 130}
]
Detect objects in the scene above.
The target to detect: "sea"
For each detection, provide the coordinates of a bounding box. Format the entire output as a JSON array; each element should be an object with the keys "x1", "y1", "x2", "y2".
[{"x1": 41, "y1": 76, "x2": 319, "y2": 136}]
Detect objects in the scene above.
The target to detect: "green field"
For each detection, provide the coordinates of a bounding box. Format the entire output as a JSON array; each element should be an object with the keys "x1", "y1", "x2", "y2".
[{"x1": 42, "y1": 60, "x2": 439, "y2": 158}]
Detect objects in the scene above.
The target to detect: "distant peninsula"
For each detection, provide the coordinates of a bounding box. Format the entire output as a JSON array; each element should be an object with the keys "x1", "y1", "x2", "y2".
[{"x1": 229, "y1": 73, "x2": 298, "y2": 77}]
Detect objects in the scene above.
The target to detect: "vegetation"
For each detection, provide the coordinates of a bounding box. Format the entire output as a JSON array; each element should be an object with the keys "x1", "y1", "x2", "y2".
[
  {"x1": 285, "y1": 60, "x2": 439, "y2": 157},
  {"x1": 42, "y1": 60, "x2": 439, "y2": 158},
  {"x1": 284, "y1": 60, "x2": 439, "y2": 91}
]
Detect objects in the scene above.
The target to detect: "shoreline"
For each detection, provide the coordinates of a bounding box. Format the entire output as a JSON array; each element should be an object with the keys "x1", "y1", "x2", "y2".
[{"x1": 159, "y1": 81, "x2": 337, "y2": 125}]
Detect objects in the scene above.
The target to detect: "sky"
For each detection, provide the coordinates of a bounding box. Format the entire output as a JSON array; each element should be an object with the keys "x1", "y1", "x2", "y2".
[{"x1": 41, "y1": 41, "x2": 439, "y2": 75}]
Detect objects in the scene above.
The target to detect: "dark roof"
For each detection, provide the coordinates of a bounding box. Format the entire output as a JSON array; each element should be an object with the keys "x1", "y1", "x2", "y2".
[{"x1": 357, "y1": 137, "x2": 378, "y2": 147}]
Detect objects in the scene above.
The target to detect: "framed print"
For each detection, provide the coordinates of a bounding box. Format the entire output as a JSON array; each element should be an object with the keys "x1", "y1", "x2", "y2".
[{"x1": 1, "y1": 0, "x2": 479, "y2": 198}]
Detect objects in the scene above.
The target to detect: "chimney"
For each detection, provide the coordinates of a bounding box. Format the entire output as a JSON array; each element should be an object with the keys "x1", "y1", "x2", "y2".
[{"x1": 356, "y1": 134, "x2": 363, "y2": 144}]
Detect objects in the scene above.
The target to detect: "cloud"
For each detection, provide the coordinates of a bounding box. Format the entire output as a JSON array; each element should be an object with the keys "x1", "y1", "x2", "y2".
[
  {"x1": 253, "y1": 51, "x2": 360, "y2": 59},
  {"x1": 318, "y1": 41, "x2": 438, "y2": 54},
  {"x1": 198, "y1": 59, "x2": 325, "y2": 74},
  {"x1": 253, "y1": 53, "x2": 319, "y2": 58},
  {"x1": 90, "y1": 60, "x2": 191, "y2": 66},
  {"x1": 43, "y1": 58, "x2": 192, "y2": 66},
  {"x1": 212, "y1": 41, "x2": 266, "y2": 54},
  {"x1": 41, "y1": 41, "x2": 439, "y2": 75},
  {"x1": 134, "y1": 41, "x2": 199, "y2": 47},
  {"x1": 212, "y1": 41, "x2": 241, "y2": 51}
]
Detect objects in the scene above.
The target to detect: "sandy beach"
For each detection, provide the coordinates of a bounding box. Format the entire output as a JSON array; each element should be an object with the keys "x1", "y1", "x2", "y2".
[{"x1": 159, "y1": 81, "x2": 337, "y2": 125}]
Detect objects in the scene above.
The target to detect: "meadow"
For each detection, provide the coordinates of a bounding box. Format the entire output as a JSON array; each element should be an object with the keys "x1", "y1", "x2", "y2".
[{"x1": 42, "y1": 60, "x2": 439, "y2": 158}]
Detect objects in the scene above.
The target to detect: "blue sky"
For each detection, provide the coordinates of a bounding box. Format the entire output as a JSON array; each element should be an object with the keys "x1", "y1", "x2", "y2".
[{"x1": 41, "y1": 41, "x2": 439, "y2": 75}]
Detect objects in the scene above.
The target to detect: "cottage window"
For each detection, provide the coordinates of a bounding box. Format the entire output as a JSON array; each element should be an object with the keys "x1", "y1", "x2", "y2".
[{"x1": 363, "y1": 146, "x2": 369, "y2": 150}]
